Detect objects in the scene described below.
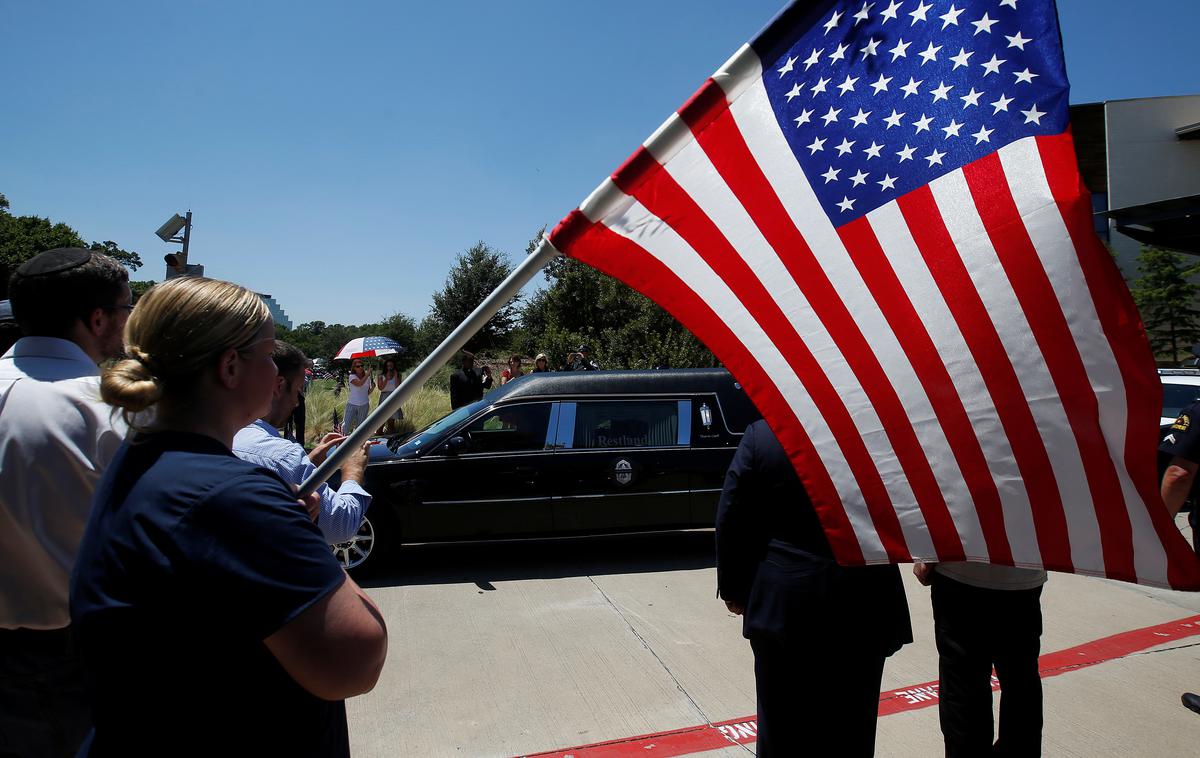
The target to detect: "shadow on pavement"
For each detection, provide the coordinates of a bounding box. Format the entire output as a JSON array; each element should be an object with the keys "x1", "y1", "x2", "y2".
[{"x1": 358, "y1": 529, "x2": 716, "y2": 589}]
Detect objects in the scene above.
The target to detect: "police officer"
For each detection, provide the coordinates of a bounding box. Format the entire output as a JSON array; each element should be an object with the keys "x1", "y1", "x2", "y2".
[
  {"x1": 1159, "y1": 399, "x2": 1200, "y2": 714},
  {"x1": 715, "y1": 420, "x2": 912, "y2": 757}
]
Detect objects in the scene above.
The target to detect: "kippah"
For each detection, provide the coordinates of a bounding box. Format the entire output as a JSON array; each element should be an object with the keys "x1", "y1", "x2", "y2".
[{"x1": 15, "y1": 248, "x2": 92, "y2": 277}]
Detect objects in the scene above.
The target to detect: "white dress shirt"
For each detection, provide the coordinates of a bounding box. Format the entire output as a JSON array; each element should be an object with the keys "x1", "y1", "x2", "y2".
[
  {"x1": 0, "y1": 337, "x2": 127, "y2": 630},
  {"x1": 232, "y1": 419, "x2": 371, "y2": 544}
]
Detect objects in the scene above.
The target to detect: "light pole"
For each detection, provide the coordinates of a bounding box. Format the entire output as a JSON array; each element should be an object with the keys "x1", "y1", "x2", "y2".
[{"x1": 155, "y1": 211, "x2": 193, "y2": 278}]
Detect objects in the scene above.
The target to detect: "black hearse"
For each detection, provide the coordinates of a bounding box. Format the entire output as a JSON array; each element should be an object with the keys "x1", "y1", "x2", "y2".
[{"x1": 334, "y1": 368, "x2": 761, "y2": 572}]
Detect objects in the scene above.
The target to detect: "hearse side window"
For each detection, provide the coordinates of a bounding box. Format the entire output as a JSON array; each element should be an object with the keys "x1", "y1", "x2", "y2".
[
  {"x1": 461, "y1": 403, "x2": 552, "y2": 454},
  {"x1": 572, "y1": 401, "x2": 682, "y2": 449}
]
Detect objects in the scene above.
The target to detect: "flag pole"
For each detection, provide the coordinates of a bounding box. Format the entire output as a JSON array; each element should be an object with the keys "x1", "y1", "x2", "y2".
[{"x1": 298, "y1": 238, "x2": 561, "y2": 498}]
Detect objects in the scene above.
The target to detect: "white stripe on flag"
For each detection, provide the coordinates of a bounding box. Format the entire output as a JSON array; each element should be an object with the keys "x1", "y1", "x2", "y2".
[
  {"x1": 998, "y1": 138, "x2": 1168, "y2": 584},
  {"x1": 596, "y1": 194, "x2": 891, "y2": 561},
  {"x1": 865, "y1": 200, "x2": 1045, "y2": 567},
  {"x1": 928, "y1": 169, "x2": 1104, "y2": 573}
]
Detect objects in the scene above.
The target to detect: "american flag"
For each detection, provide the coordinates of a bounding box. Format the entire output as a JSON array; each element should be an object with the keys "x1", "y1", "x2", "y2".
[{"x1": 547, "y1": 0, "x2": 1200, "y2": 588}]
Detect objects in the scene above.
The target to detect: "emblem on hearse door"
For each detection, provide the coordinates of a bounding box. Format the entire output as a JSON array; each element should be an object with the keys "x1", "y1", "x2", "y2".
[{"x1": 613, "y1": 458, "x2": 633, "y2": 486}]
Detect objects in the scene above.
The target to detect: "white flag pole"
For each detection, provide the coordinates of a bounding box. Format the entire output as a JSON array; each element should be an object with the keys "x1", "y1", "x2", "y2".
[{"x1": 298, "y1": 238, "x2": 561, "y2": 497}]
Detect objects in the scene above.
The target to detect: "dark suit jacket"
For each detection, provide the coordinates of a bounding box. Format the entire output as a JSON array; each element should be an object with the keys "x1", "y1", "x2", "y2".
[
  {"x1": 716, "y1": 420, "x2": 912, "y2": 656},
  {"x1": 449, "y1": 368, "x2": 492, "y2": 410}
]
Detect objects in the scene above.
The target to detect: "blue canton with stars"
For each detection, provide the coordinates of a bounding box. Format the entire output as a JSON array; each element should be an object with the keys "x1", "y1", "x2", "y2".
[{"x1": 758, "y1": 0, "x2": 1069, "y2": 224}]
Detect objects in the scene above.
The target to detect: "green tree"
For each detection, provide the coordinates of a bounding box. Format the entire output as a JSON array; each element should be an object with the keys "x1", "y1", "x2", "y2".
[
  {"x1": 0, "y1": 193, "x2": 143, "y2": 297},
  {"x1": 519, "y1": 250, "x2": 717, "y2": 370},
  {"x1": 1131, "y1": 246, "x2": 1200, "y2": 364},
  {"x1": 428, "y1": 242, "x2": 519, "y2": 352}
]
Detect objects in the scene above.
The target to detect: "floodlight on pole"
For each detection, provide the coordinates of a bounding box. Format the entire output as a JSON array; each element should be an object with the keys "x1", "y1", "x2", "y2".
[{"x1": 155, "y1": 210, "x2": 193, "y2": 278}]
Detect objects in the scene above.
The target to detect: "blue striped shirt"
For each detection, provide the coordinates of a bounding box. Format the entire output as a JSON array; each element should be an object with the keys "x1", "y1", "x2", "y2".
[{"x1": 232, "y1": 420, "x2": 370, "y2": 544}]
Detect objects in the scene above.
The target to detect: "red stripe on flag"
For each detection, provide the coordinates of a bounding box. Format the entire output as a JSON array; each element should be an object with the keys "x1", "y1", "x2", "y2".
[
  {"x1": 549, "y1": 216, "x2": 866, "y2": 563},
  {"x1": 897, "y1": 186, "x2": 1074, "y2": 572},
  {"x1": 610, "y1": 150, "x2": 903, "y2": 562},
  {"x1": 839, "y1": 216, "x2": 1013, "y2": 565},
  {"x1": 962, "y1": 154, "x2": 1136, "y2": 582},
  {"x1": 683, "y1": 98, "x2": 965, "y2": 561},
  {"x1": 1036, "y1": 134, "x2": 1200, "y2": 589}
]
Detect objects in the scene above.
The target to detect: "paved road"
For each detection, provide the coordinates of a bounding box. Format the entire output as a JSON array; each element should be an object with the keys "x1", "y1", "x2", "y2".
[{"x1": 346, "y1": 519, "x2": 1200, "y2": 757}]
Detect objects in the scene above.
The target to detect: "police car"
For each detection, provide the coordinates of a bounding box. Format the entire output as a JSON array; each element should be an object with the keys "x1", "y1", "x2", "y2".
[
  {"x1": 333, "y1": 368, "x2": 762, "y2": 574},
  {"x1": 1160, "y1": 369, "x2": 1200, "y2": 427}
]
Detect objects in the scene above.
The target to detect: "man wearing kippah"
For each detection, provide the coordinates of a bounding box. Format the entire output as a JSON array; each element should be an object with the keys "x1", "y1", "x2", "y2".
[{"x1": 0, "y1": 248, "x2": 132, "y2": 757}]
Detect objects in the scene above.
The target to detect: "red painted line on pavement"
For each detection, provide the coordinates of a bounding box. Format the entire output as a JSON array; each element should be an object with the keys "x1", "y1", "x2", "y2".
[{"x1": 518, "y1": 614, "x2": 1200, "y2": 758}]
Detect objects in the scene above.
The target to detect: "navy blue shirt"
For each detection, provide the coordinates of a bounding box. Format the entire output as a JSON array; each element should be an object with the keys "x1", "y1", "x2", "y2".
[{"x1": 70, "y1": 432, "x2": 349, "y2": 757}]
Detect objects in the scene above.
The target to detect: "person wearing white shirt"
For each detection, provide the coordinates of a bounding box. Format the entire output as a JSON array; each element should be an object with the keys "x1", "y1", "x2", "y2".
[
  {"x1": 233, "y1": 341, "x2": 372, "y2": 545},
  {"x1": 343, "y1": 359, "x2": 374, "y2": 435},
  {"x1": 0, "y1": 248, "x2": 132, "y2": 757}
]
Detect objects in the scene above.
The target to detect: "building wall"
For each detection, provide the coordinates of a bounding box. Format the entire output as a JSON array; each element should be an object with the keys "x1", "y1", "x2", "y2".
[{"x1": 258, "y1": 293, "x2": 293, "y2": 330}]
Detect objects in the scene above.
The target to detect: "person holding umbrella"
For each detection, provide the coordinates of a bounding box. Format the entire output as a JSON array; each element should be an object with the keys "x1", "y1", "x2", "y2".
[{"x1": 343, "y1": 359, "x2": 374, "y2": 435}]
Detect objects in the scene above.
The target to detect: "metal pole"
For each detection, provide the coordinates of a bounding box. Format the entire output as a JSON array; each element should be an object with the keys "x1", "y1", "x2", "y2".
[
  {"x1": 181, "y1": 210, "x2": 192, "y2": 267},
  {"x1": 298, "y1": 237, "x2": 561, "y2": 497}
]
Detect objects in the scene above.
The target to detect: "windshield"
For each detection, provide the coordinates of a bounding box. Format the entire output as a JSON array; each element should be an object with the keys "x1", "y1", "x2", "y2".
[
  {"x1": 1163, "y1": 382, "x2": 1200, "y2": 421},
  {"x1": 388, "y1": 398, "x2": 489, "y2": 456}
]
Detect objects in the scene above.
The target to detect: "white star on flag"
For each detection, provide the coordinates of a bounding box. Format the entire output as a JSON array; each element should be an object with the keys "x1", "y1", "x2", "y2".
[
  {"x1": 925, "y1": 147, "x2": 946, "y2": 165},
  {"x1": 807, "y1": 135, "x2": 826, "y2": 153},
  {"x1": 913, "y1": 113, "x2": 933, "y2": 133},
  {"x1": 972, "y1": 124, "x2": 994, "y2": 143},
  {"x1": 1021, "y1": 104, "x2": 1045, "y2": 124},
  {"x1": 835, "y1": 137, "x2": 856, "y2": 155},
  {"x1": 880, "y1": 0, "x2": 902, "y2": 23},
  {"x1": 971, "y1": 13, "x2": 998, "y2": 34},
  {"x1": 930, "y1": 81, "x2": 953, "y2": 102},
  {"x1": 942, "y1": 119, "x2": 964, "y2": 138},
  {"x1": 794, "y1": 108, "x2": 814, "y2": 126},
  {"x1": 853, "y1": 1, "x2": 875, "y2": 25},
  {"x1": 909, "y1": 1, "x2": 932, "y2": 24},
  {"x1": 785, "y1": 82, "x2": 804, "y2": 101},
  {"x1": 871, "y1": 74, "x2": 892, "y2": 94},
  {"x1": 877, "y1": 173, "x2": 897, "y2": 189},
  {"x1": 981, "y1": 54, "x2": 1006, "y2": 76},
  {"x1": 960, "y1": 88, "x2": 983, "y2": 108},
  {"x1": 822, "y1": 10, "x2": 843, "y2": 34},
  {"x1": 822, "y1": 105, "x2": 842, "y2": 125},
  {"x1": 861, "y1": 38, "x2": 881, "y2": 59},
  {"x1": 883, "y1": 109, "x2": 905, "y2": 128},
  {"x1": 778, "y1": 56, "x2": 797, "y2": 77},
  {"x1": 918, "y1": 41, "x2": 942, "y2": 64},
  {"x1": 950, "y1": 48, "x2": 974, "y2": 69},
  {"x1": 821, "y1": 165, "x2": 841, "y2": 183},
  {"x1": 900, "y1": 77, "x2": 923, "y2": 97},
  {"x1": 1014, "y1": 67, "x2": 1038, "y2": 84},
  {"x1": 889, "y1": 38, "x2": 911, "y2": 60},
  {"x1": 991, "y1": 93, "x2": 1014, "y2": 113},
  {"x1": 804, "y1": 48, "x2": 823, "y2": 70},
  {"x1": 850, "y1": 108, "x2": 872, "y2": 127},
  {"x1": 939, "y1": 4, "x2": 964, "y2": 28},
  {"x1": 864, "y1": 141, "x2": 884, "y2": 158},
  {"x1": 1006, "y1": 31, "x2": 1031, "y2": 50},
  {"x1": 850, "y1": 169, "x2": 869, "y2": 186},
  {"x1": 836, "y1": 196, "x2": 856, "y2": 212},
  {"x1": 838, "y1": 75, "x2": 860, "y2": 95},
  {"x1": 896, "y1": 143, "x2": 916, "y2": 161}
]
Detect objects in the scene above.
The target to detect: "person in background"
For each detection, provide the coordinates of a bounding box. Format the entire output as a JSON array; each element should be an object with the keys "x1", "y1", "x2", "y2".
[
  {"x1": 233, "y1": 340, "x2": 372, "y2": 545},
  {"x1": 500, "y1": 355, "x2": 524, "y2": 385},
  {"x1": 716, "y1": 420, "x2": 911, "y2": 757},
  {"x1": 531, "y1": 353, "x2": 551, "y2": 373},
  {"x1": 1158, "y1": 399, "x2": 1200, "y2": 714},
  {"x1": 71, "y1": 276, "x2": 387, "y2": 756},
  {"x1": 913, "y1": 559, "x2": 1046, "y2": 757},
  {"x1": 565, "y1": 344, "x2": 600, "y2": 371},
  {"x1": 0, "y1": 248, "x2": 132, "y2": 758},
  {"x1": 449, "y1": 352, "x2": 492, "y2": 410},
  {"x1": 343, "y1": 359, "x2": 374, "y2": 435},
  {"x1": 375, "y1": 358, "x2": 403, "y2": 435}
]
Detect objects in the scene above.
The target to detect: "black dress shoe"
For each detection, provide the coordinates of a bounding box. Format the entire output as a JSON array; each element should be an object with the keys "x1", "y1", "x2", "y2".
[{"x1": 1182, "y1": 693, "x2": 1200, "y2": 714}]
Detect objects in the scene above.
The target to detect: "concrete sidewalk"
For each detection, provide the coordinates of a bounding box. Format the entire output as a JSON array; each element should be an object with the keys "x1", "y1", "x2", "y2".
[{"x1": 347, "y1": 519, "x2": 1200, "y2": 756}]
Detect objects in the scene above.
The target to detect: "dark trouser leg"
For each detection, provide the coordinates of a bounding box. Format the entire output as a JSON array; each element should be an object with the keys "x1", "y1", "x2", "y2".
[
  {"x1": 992, "y1": 586, "x2": 1043, "y2": 758},
  {"x1": 293, "y1": 391, "x2": 306, "y2": 444},
  {"x1": 0, "y1": 629, "x2": 91, "y2": 758},
  {"x1": 751, "y1": 636, "x2": 886, "y2": 758},
  {"x1": 932, "y1": 575, "x2": 996, "y2": 758}
]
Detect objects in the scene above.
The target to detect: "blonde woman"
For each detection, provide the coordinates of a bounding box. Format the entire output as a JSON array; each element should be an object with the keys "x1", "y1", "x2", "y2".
[{"x1": 69, "y1": 277, "x2": 387, "y2": 757}]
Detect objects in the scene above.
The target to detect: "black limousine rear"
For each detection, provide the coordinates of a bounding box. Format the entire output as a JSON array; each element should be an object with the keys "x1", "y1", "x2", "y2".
[{"x1": 334, "y1": 368, "x2": 761, "y2": 572}]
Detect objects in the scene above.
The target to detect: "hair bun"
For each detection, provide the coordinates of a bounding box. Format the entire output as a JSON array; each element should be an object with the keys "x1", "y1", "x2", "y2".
[{"x1": 101, "y1": 355, "x2": 162, "y2": 415}]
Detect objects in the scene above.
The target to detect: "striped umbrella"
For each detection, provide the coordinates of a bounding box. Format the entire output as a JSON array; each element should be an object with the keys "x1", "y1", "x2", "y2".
[{"x1": 334, "y1": 336, "x2": 403, "y2": 360}]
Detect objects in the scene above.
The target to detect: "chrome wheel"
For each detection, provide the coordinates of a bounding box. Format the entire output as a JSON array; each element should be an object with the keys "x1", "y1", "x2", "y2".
[{"x1": 332, "y1": 516, "x2": 376, "y2": 570}]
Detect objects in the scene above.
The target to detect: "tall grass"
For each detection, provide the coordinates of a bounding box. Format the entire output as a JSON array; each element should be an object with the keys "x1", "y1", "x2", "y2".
[{"x1": 303, "y1": 378, "x2": 452, "y2": 447}]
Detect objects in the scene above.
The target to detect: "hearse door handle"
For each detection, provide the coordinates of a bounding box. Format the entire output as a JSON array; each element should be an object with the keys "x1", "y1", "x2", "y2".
[{"x1": 514, "y1": 465, "x2": 539, "y2": 485}]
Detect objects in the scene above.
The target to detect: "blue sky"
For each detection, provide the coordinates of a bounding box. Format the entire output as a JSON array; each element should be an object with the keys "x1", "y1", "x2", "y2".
[{"x1": 2, "y1": 0, "x2": 1196, "y2": 326}]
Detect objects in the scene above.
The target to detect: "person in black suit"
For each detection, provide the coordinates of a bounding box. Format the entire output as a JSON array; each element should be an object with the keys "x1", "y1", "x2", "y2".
[{"x1": 716, "y1": 420, "x2": 912, "y2": 757}]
